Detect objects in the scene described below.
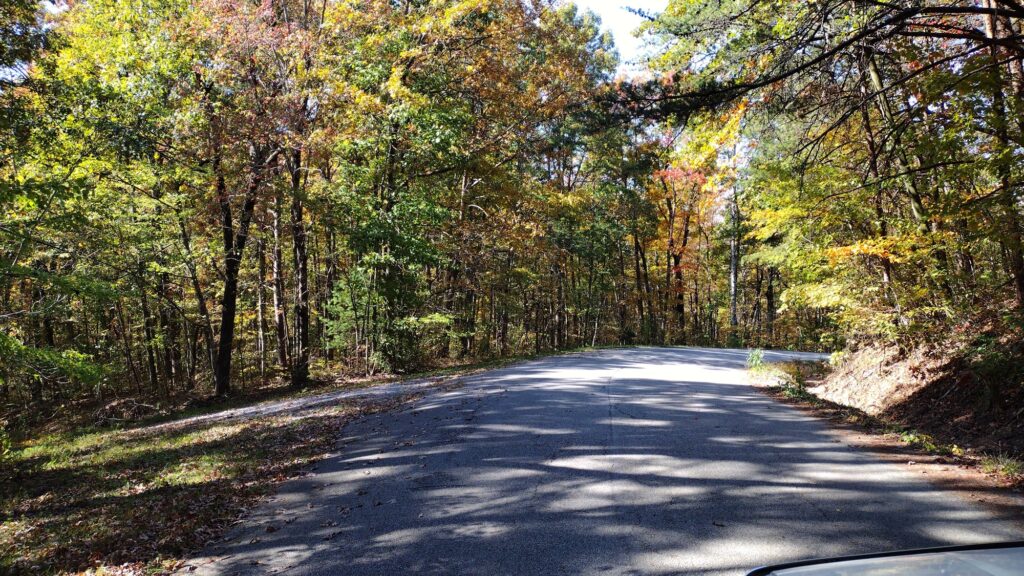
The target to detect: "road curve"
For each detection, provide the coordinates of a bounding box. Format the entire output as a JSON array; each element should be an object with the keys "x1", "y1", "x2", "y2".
[{"x1": 184, "y1": 347, "x2": 1023, "y2": 576}]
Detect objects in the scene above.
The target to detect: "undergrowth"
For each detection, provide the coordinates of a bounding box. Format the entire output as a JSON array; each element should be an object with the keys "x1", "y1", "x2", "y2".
[
  {"x1": 0, "y1": 395, "x2": 413, "y2": 574},
  {"x1": 981, "y1": 453, "x2": 1024, "y2": 480}
]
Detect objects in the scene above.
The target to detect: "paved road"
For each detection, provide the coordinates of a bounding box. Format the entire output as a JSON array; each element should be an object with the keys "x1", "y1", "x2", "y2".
[{"x1": 185, "y1": 347, "x2": 1024, "y2": 576}]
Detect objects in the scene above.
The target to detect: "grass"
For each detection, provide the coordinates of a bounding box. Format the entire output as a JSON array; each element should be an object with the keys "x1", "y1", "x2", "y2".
[
  {"x1": 0, "y1": 393, "x2": 415, "y2": 574},
  {"x1": 981, "y1": 454, "x2": 1024, "y2": 479},
  {"x1": 746, "y1": 350, "x2": 829, "y2": 400}
]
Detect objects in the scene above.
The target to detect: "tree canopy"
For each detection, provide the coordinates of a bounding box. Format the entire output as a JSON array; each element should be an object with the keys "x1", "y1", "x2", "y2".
[{"x1": 3, "y1": 0, "x2": 1024, "y2": 423}]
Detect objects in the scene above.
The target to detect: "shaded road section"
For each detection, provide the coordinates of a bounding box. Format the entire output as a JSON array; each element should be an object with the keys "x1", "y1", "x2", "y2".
[{"x1": 184, "y1": 347, "x2": 1023, "y2": 575}]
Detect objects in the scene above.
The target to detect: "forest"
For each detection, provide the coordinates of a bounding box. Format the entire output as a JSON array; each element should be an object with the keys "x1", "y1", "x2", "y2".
[
  {"x1": 6, "y1": 1, "x2": 1024, "y2": 573},
  {"x1": 3, "y1": 0, "x2": 1024, "y2": 425}
]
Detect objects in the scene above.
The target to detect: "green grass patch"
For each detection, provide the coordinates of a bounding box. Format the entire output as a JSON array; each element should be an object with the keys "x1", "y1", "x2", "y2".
[
  {"x1": 747, "y1": 351, "x2": 829, "y2": 405},
  {"x1": 746, "y1": 348, "x2": 766, "y2": 371},
  {"x1": 890, "y1": 427, "x2": 941, "y2": 454},
  {"x1": 981, "y1": 453, "x2": 1024, "y2": 479}
]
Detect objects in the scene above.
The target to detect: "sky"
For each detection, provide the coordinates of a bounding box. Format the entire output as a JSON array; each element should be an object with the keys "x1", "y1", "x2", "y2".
[{"x1": 570, "y1": 0, "x2": 668, "y2": 75}]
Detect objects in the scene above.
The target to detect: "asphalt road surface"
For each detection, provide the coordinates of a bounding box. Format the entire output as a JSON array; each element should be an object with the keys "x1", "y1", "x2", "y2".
[{"x1": 185, "y1": 347, "x2": 1024, "y2": 575}]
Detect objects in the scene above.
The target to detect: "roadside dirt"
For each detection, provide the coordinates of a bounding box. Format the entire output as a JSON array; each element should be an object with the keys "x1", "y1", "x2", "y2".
[
  {"x1": 812, "y1": 341, "x2": 1024, "y2": 458},
  {"x1": 757, "y1": 378, "x2": 1024, "y2": 533}
]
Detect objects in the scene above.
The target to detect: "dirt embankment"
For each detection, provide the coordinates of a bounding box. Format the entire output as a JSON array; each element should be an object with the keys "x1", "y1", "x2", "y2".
[{"x1": 812, "y1": 324, "x2": 1024, "y2": 458}]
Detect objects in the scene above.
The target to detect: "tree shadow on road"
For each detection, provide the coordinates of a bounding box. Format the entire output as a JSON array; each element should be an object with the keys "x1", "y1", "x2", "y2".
[{"x1": 186, "y1": 347, "x2": 1023, "y2": 576}]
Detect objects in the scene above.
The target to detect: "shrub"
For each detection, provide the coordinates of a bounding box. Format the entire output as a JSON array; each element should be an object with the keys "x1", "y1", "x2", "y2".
[{"x1": 746, "y1": 348, "x2": 765, "y2": 370}]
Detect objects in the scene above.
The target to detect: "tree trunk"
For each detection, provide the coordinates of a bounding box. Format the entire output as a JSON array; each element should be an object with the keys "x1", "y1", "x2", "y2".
[
  {"x1": 158, "y1": 272, "x2": 180, "y2": 388},
  {"x1": 638, "y1": 241, "x2": 657, "y2": 344},
  {"x1": 766, "y1": 268, "x2": 776, "y2": 344},
  {"x1": 864, "y1": 49, "x2": 955, "y2": 302},
  {"x1": 983, "y1": 0, "x2": 1024, "y2": 309},
  {"x1": 729, "y1": 188, "x2": 740, "y2": 341},
  {"x1": 272, "y1": 190, "x2": 291, "y2": 371},
  {"x1": 179, "y1": 219, "x2": 215, "y2": 389},
  {"x1": 137, "y1": 264, "x2": 160, "y2": 393},
  {"x1": 214, "y1": 145, "x2": 272, "y2": 397},
  {"x1": 213, "y1": 256, "x2": 240, "y2": 396},
  {"x1": 632, "y1": 235, "x2": 646, "y2": 341},
  {"x1": 664, "y1": 193, "x2": 675, "y2": 342},
  {"x1": 289, "y1": 148, "x2": 310, "y2": 388},
  {"x1": 256, "y1": 237, "x2": 267, "y2": 378}
]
